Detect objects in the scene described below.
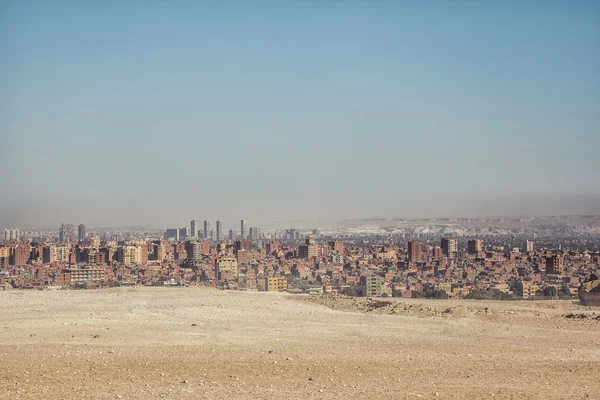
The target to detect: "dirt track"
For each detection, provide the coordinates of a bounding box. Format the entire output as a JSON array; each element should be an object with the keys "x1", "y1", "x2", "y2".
[{"x1": 1, "y1": 287, "x2": 598, "y2": 399}]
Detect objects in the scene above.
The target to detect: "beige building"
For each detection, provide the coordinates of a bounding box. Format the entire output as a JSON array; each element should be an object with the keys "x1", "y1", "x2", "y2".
[
  {"x1": 298, "y1": 237, "x2": 319, "y2": 259},
  {"x1": 265, "y1": 277, "x2": 288, "y2": 292},
  {"x1": 525, "y1": 240, "x2": 535, "y2": 253},
  {"x1": 118, "y1": 245, "x2": 142, "y2": 265},
  {"x1": 68, "y1": 266, "x2": 106, "y2": 284},
  {"x1": 441, "y1": 238, "x2": 458, "y2": 258},
  {"x1": 55, "y1": 246, "x2": 71, "y2": 263},
  {"x1": 467, "y1": 239, "x2": 483, "y2": 255},
  {"x1": 215, "y1": 256, "x2": 238, "y2": 278}
]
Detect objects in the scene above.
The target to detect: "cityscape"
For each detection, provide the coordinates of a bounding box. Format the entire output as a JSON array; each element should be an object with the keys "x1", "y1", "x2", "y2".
[
  {"x1": 2, "y1": 216, "x2": 598, "y2": 300},
  {"x1": 1, "y1": 0, "x2": 599, "y2": 398}
]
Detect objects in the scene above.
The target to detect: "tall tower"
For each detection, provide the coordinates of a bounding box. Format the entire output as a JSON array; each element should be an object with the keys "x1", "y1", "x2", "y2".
[
  {"x1": 59, "y1": 223, "x2": 75, "y2": 242},
  {"x1": 249, "y1": 227, "x2": 260, "y2": 241},
  {"x1": 190, "y1": 220, "x2": 197, "y2": 239},
  {"x1": 203, "y1": 220, "x2": 211, "y2": 240},
  {"x1": 78, "y1": 224, "x2": 86, "y2": 242},
  {"x1": 216, "y1": 220, "x2": 223, "y2": 242},
  {"x1": 240, "y1": 219, "x2": 247, "y2": 240}
]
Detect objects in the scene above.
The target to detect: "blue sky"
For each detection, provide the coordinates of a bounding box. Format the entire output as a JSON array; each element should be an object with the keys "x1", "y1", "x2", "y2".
[{"x1": 1, "y1": 1, "x2": 599, "y2": 228}]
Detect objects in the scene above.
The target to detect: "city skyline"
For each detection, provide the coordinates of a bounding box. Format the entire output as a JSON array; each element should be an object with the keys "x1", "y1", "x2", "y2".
[
  {"x1": 1, "y1": 1, "x2": 599, "y2": 227},
  {"x1": 1, "y1": 2, "x2": 598, "y2": 397},
  {"x1": 5, "y1": 206, "x2": 600, "y2": 232}
]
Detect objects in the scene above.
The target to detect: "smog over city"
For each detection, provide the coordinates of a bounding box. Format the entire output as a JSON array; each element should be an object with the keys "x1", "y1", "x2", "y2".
[{"x1": 1, "y1": 1, "x2": 599, "y2": 399}]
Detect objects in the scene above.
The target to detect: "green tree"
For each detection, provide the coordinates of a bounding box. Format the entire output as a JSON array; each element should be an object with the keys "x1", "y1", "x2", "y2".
[
  {"x1": 542, "y1": 286, "x2": 557, "y2": 297},
  {"x1": 340, "y1": 284, "x2": 365, "y2": 297}
]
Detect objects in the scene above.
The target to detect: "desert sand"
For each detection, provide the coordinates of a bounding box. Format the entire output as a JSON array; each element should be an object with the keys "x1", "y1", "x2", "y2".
[{"x1": 1, "y1": 287, "x2": 598, "y2": 399}]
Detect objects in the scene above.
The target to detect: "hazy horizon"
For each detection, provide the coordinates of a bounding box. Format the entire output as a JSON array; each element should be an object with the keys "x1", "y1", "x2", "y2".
[
  {"x1": 3, "y1": 192, "x2": 600, "y2": 231},
  {"x1": 1, "y1": 1, "x2": 599, "y2": 229}
]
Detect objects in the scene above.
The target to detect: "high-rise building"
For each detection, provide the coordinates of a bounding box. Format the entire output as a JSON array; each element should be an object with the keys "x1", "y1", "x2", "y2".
[
  {"x1": 204, "y1": 220, "x2": 211, "y2": 241},
  {"x1": 59, "y1": 223, "x2": 76, "y2": 242},
  {"x1": 407, "y1": 241, "x2": 422, "y2": 262},
  {"x1": 190, "y1": 220, "x2": 197, "y2": 239},
  {"x1": 525, "y1": 240, "x2": 534, "y2": 253},
  {"x1": 165, "y1": 229, "x2": 179, "y2": 241},
  {"x1": 3, "y1": 229, "x2": 20, "y2": 243},
  {"x1": 216, "y1": 220, "x2": 223, "y2": 242},
  {"x1": 78, "y1": 224, "x2": 86, "y2": 242},
  {"x1": 229, "y1": 229, "x2": 235, "y2": 241},
  {"x1": 249, "y1": 227, "x2": 260, "y2": 241},
  {"x1": 117, "y1": 245, "x2": 144, "y2": 265},
  {"x1": 179, "y1": 227, "x2": 190, "y2": 240},
  {"x1": 154, "y1": 243, "x2": 166, "y2": 262},
  {"x1": 185, "y1": 241, "x2": 202, "y2": 261},
  {"x1": 54, "y1": 246, "x2": 71, "y2": 263},
  {"x1": 441, "y1": 237, "x2": 458, "y2": 258},
  {"x1": 9, "y1": 245, "x2": 30, "y2": 266},
  {"x1": 467, "y1": 239, "x2": 483, "y2": 255},
  {"x1": 240, "y1": 219, "x2": 247, "y2": 240},
  {"x1": 43, "y1": 246, "x2": 56, "y2": 264}
]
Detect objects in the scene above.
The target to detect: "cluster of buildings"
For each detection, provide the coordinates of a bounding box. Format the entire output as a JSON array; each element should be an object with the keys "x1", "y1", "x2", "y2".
[
  {"x1": 1, "y1": 222, "x2": 599, "y2": 299},
  {"x1": 164, "y1": 220, "x2": 262, "y2": 242}
]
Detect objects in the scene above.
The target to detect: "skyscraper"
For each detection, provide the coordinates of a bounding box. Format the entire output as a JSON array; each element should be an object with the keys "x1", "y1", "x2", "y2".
[
  {"x1": 240, "y1": 219, "x2": 247, "y2": 240},
  {"x1": 179, "y1": 227, "x2": 190, "y2": 240},
  {"x1": 249, "y1": 226, "x2": 260, "y2": 241},
  {"x1": 229, "y1": 229, "x2": 235, "y2": 241},
  {"x1": 165, "y1": 229, "x2": 179, "y2": 241},
  {"x1": 59, "y1": 223, "x2": 76, "y2": 242},
  {"x1": 78, "y1": 224, "x2": 86, "y2": 242},
  {"x1": 204, "y1": 220, "x2": 211, "y2": 240},
  {"x1": 216, "y1": 220, "x2": 223, "y2": 242},
  {"x1": 190, "y1": 220, "x2": 197, "y2": 239}
]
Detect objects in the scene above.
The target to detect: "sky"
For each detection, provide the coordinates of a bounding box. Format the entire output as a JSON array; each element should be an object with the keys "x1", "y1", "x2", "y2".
[{"x1": 1, "y1": 0, "x2": 599, "y2": 229}]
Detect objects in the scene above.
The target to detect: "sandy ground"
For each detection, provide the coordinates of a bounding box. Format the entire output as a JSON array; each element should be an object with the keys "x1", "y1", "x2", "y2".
[{"x1": 0, "y1": 287, "x2": 598, "y2": 400}]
